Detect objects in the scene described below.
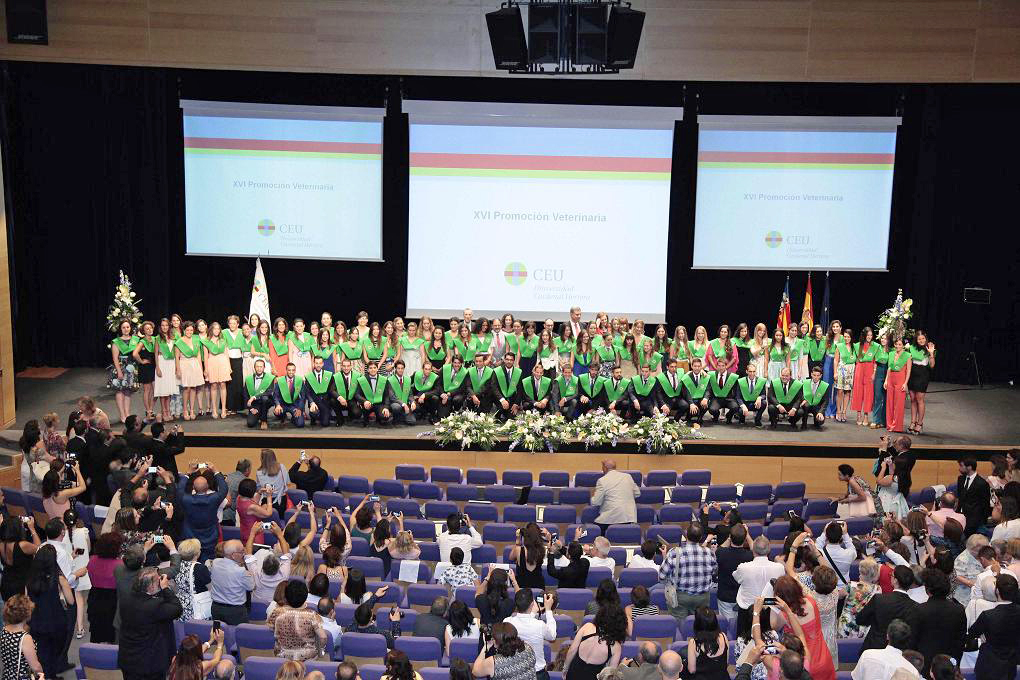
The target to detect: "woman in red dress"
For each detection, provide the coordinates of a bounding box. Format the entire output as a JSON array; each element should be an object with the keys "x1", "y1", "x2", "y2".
[
  {"x1": 884, "y1": 335, "x2": 912, "y2": 433},
  {"x1": 770, "y1": 576, "x2": 835, "y2": 680},
  {"x1": 851, "y1": 326, "x2": 876, "y2": 426},
  {"x1": 269, "y1": 317, "x2": 291, "y2": 377}
]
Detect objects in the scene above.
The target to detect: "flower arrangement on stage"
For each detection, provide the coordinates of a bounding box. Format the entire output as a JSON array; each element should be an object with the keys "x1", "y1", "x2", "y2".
[
  {"x1": 106, "y1": 270, "x2": 142, "y2": 333},
  {"x1": 630, "y1": 413, "x2": 707, "y2": 454},
  {"x1": 570, "y1": 409, "x2": 626, "y2": 449},
  {"x1": 876, "y1": 288, "x2": 915, "y2": 341},
  {"x1": 501, "y1": 411, "x2": 572, "y2": 453},
  {"x1": 418, "y1": 410, "x2": 500, "y2": 450}
]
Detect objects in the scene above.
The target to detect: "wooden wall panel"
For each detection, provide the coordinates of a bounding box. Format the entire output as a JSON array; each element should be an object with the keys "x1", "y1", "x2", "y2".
[
  {"x1": 0, "y1": 137, "x2": 15, "y2": 428},
  {"x1": 1, "y1": 0, "x2": 1019, "y2": 82}
]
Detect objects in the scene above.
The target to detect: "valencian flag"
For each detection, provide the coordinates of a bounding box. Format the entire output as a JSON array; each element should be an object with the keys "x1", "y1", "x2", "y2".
[
  {"x1": 249, "y1": 257, "x2": 270, "y2": 323},
  {"x1": 820, "y1": 271, "x2": 831, "y2": 331},
  {"x1": 801, "y1": 273, "x2": 814, "y2": 327},
  {"x1": 777, "y1": 275, "x2": 792, "y2": 332}
]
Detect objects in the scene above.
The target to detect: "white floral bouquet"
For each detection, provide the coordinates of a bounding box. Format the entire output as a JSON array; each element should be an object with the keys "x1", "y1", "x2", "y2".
[
  {"x1": 876, "y1": 288, "x2": 915, "y2": 342},
  {"x1": 571, "y1": 409, "x2": 626, "y2": 449},
  {"x1": 418, "y1": 410, "x2": 501, "y2": 450},
  {"x1": 106, "y1": 270, "x2": 142, "y2": 332},
  {"x1": 501, "y1": 411, "x2": 572, "y2": 453},
  {"x1": 630, "y1": 413, "x2": 707, "y2": 454}
]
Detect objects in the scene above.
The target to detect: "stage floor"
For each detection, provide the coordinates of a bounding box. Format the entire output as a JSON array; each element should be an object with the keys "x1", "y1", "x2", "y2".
[{"x1": 7, "y1": 367, "x2": 1020, "y2": 448}]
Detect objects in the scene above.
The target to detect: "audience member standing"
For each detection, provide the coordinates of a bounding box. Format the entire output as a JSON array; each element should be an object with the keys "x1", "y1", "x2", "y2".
[
  {"x1": 289, "y1": 454, "x2": 329, "y2": 496},
  {"x1": 956, "y1": 457, "x2": 991, "y2": 536},
  {"x1": 26, "y1": 545, "x2": 73, "y2": 678},
  {"x1": 966, "y1": 575, "x2": 1020, "y2": 680},
  {"x1": 850, "y1": 618, "x2": 919, "y2": 679},
  {"x1": 856, "y1": 566, "x2": 920, "y2": 652},
  {"x1": 591, "y1": 459, "x2": 639, "y2": 535},
  {"x1": 715, "y1": 524, "x2": 753, "y2": 626},
  {"x1": 117, "y1": 568, "x2": 184, "y2": 680},
  {"x1": 658, "y1": 523, "x2": 717, "y2": 620},
  {"x1": 178, "y1": 466, "x2": 228, "y2": 561},
  {"x1": 913, "y1": 569, "x2": 966, "y2": 674},
  {"x1": 209, "y1": 539, "x2": 254, "y2": 625}
]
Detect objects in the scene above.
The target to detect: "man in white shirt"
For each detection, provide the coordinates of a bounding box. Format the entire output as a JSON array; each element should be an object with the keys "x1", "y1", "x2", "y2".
[
  {"x1": 507, "y1": 589, "x2": 557, "y2": 680},
  {"x1": 43, "y1": 519, "x2": 81, "y2": 588},
  {"x1": 925, "y1": 493, "x2": 966, "y2": 538},
  {"x1": 816, "y1": 521, "x2": 856, "y2": 584},
  {"x1": 627, "y1": 540, "x2": 661, "y2": 571},
  {"x1": 851, "y1": 619, "x2": 920, "y2": 679},
  {"x1": 969, "y1": 545, "x2": 1017, "y2": 602},
  {"x1": 592, "y1": 459, "x2": 639, "y2": 534},
  {"x1": 317, "y1": 596, "x2": 344, "y2": 657},
  {"x1": 436, "y1": 513, "x2": 483, "y2": 563},
  {"x1": 583, "y1": 536, "x2": 616, "y2": 572},
  {"x1": 567, "y1": 307, "x2": 583, "y2": 340},
  {"x1": 734, "y1": 536, "x2": 786, "y2": 611}
]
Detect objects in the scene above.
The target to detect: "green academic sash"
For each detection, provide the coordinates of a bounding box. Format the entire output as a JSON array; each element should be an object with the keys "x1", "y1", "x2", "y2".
[
  {"x1": 175, "y1": 337, "x2": 202, "y2": 359},
  {"x1": 275, "y1": 375, "x2": 305, "y2": 404},
  {"x1": 673, "y1": 341, "x2": 691, "y2": 360},
  {"x1": 807, "y1": 338, "x2": 826, "y2": 362},
  {"x1": 874, "y1": 346, "x2": 890, "y2": 365},
  {"x1": 656, "y1": 372, "x2": 683, "y2": 398},
  {"x1": 522, "y1": 376, "x2": 552, "y2": 401},
  {"x1": 311, "y1": 345, "x2": 334, "y2": 361},
  {"x1": 388, "y1": 374, "x2": 412, "y2": 403},
  {"x1": 467, "y1": 366, "x2": 493, "y2": 393},
  {"x1": 770, "y1": 378, "x2": 802, "y2": 405},
  {"x1": 707, "y1": 371, "x2": 739, "y2": 397},
  {"x1": 453, "y1": 338, "x2": 477, "y2": 362},
  {"x1": 632, "y1": 375, "x2": 656, "y2": 397},
  {"x1": 270, "y1": 335, "x2": 289, "y2": 355},
  {"x1": 574, "y1": 351, "x2": 592, "y2": 368},
  {"x1": 506, "y1": 335, "x2": 521, "y2": 355},
  {"x1": 224, "y1": 329, "x2": 246, "y2": 351},
  {"x1": 738, "y1": 376, "x2": 767, "y2": 402},
  {"x1": 441, "y1": 365, "x2": 468, "y2": 392},
  {"x1": 425, "y1": 343, "x2": 446, "y2": 361},
  {"x1": 400, "y1": 337, "x2": 425, "y2": 353},
  {"x1": 554, "y1": 337, "x2": 573, "y2": 355},
  {"x1": 412, "y1": 371, "x2": 439, "y2": 393},
  {"x1": 444, "y1": 330, "x2": 456, "y2": 347},
  {"x1": 200, "y1": 337, "x2": 227, "y2": 355},
  {"x1": 288, "y1": 331, "x2": 314, "y2": 352},
  {"x1": 854, "y1": 342, "x2": 877, "y2": 362},
  {"x1": 364, "y1": 340, "x2": 384, "y2": 361},
  {"x1": 733, "y1": 338, "x2": 750, "y2": 350},
  {"x1": 305, "y1": 370, "x2": 334, "y2": 395},
  {"x1": 802, "y1": 380, "x2": 829, "y2": 406},
  {"x1": 332, "y1": 371, "x2": 362, "y2": 399},
  {"x1": 138, "y1": 337, "x2": 155, "y2": 353},
  {"x1": 836, "y1": 342, "x2": 856, "y2": 364},
  {"x1": 592, "y1": 335, "x2": 605, "y2": 349},
  {"x1": 595, "y1": 343, "x2": 616, "y2": 363},
  {"x1": 690, "y1": 343, "x2": 707, "y2": 359},
  {"x1": 245, "y1": 373, "x2": 274, "y2": 398},
  {"x1": 556, "y1": 375, "x2": 579, "y2": 398},
  {"x1": 113, "y1": 336, "x2": 138, "y2": 354},
  {"x1": 603, "y1": 377, "x2": 631, "y2": 402},
  {"x1": 157, "y1": 338, "x2": 175, "y2": 360},
  {"x1": 680, "y1": 373, "x2": 709, "y2": 399},
  {"x1": 639, "y1": 351, "x2": 662, "y2": 369},
  {"x1": 908, "y1": 345, "x2": 935, "y2": 362},
  {"x1": 517, "y1": 336, "x2": 539, "y2": 358},
  {"x1": 768, "y1": 345, "x2": 788, "y2": 362},
  {"x1": 888, "y1": 350, "x2": 911, "y2": 371},
  {"x1": 494, "y1": 367, "x2": 522, "y2": 397},
  {"x1": 787, "y1": 338, "x2": 803, "y2": 361},
  {"x1": 579, "y1": 374, "x2": 604, "y2": 397},
  {"x1": 339, "y1": 342, "x2": 363, "y2": 360},
  {"x1": 710, "y1": 338, "x2": 729, "y2": 357},
  {"x1": 357, "y1": 374, "x2": 388, "y2": 404},
  {"x1": 250, "y1": 336, "x2": 269, "y2": 354},
  {"x1": 538, "y1": 345, "x2": 555, "y2": 360},
  {"x1": 474, "y1": 334, "x2": 493, "y2": 353}
]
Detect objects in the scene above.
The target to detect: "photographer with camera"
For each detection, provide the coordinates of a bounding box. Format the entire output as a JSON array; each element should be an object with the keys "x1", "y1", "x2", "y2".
[
  {"x1": 236, "y1": 479, "x2": 276, "y2": 545},
  {"x1": 289, "y1": 450, "x2": 329, "y2": 496},
  {"x1": 507, "y1": 588, "x2": 557, "y2": 680},
  {"x1": 151, "y1": 422, "x2": 186, "y2": 476},
  {"x1": 437, "y1": 512, "x2": 482, "y2": 564},
  {"x1": 546, "y1": 533, "x2": 590, "y2": 589},
  {"x1": 41, "y1": 459, "x2": 86, "y2": 519}
]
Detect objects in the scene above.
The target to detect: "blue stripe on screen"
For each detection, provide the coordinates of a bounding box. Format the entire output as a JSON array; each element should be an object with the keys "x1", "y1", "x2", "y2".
[
  {"x1": 183, "y1": 116, "x2": 382, "y2": 143},
  {"x1": 410, "y1": 124, "x2": 674, "y2": 158},
  {"x1": 699, "y1": 130, "x2": 897, "y2": 154}
]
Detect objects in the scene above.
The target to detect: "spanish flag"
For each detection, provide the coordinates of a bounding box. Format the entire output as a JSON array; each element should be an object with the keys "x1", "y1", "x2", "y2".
[
  {"x1": 778, "y1": 276, "x2": 792, "y2": 332},
  {"x1": 801, "y1": 273, "x2": 814, "y2": 327}
]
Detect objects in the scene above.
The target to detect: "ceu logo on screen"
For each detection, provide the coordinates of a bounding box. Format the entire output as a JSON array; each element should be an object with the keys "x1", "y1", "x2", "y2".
[
  {"x1": 504, "y1": 262, "x2": 528, "y2": 286},
  {"x1": 764, "y1": 230, "x2": 783, "y2": 248},
  {"x1": 257, "y1": 219, "x2": 276, "y2": 236}
]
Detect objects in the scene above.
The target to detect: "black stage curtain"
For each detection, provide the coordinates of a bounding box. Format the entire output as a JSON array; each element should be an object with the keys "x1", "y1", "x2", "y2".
[{"x1": 2, "y1": 62, "x2": 1017, "y2": 383}]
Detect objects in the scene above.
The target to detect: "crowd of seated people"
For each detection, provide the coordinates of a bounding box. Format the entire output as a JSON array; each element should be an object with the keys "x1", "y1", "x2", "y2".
[{"x1": 2, "y1": 406, "x2": 1020, "y2": 680}]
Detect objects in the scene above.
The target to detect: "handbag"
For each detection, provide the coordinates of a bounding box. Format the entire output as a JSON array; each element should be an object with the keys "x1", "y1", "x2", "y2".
[
  {"x1": 31, "y1": 460, "x2": 50, "y2": 483},
  {"x1": 192, "y1": 590, "x2": 213, "y2": 620}
]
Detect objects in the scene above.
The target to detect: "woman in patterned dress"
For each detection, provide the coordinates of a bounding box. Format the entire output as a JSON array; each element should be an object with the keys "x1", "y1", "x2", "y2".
[{"x1": 108, "y1": 319, "x2": 139, "y2": 424}]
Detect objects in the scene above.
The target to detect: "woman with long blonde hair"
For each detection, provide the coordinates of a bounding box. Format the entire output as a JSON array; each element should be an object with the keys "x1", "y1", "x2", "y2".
[
  {"x1": 290, "y1": 545, "x2": 317, "y2": 583},
  {"x1": 749, "y1": 322, "x2": 769, "y2": 377},
  {"x1": 256, "y1": 449, "x2": 291, "y2": 515},
  {"x1": 691, "y1": 325, "x2": 709, "y2": 363}
]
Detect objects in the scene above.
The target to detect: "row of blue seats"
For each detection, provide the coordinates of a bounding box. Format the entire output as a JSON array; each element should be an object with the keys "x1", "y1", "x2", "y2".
[{"x1": 388, "y1": 466, "x2": 716, "y2": 488}]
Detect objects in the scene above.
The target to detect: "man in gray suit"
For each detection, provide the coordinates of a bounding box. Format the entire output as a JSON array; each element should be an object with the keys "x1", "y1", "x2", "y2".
[
  {"x1": 618, "y1": 642, "x2": 662, "y2": 680},
  {"x1": 592, "y1": 458, "x2": 639, "y2": 535}
]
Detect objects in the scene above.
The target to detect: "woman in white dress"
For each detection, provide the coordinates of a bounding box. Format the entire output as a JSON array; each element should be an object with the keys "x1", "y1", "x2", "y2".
[
  {"x1": 153, "y1": 318, "x2": 180, "y2": 423},
  {"x1": 400, "y1": 321, "x2": 424, "y2": 376},
  {"x1": 875, "y1": 456, "x2": 909, "y2": 519},
  {"x1": 64, "y1": 509, "x2": 92, "y2": 638},
  {"x1": 749, "y1": 323, "x2": 769, "y2": 378}
]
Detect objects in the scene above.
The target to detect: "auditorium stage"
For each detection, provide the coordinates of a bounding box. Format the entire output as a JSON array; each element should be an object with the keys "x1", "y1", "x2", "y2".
[{"x1": 8, "y1": 368, "x2": 1019, "y2": 454}]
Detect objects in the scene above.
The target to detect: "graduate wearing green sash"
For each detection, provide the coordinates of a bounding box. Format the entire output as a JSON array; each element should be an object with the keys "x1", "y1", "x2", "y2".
[
  {"x1": 680, "y1": 358, "x2": 711, "y2": 424},
  {"x1": 411, "y1": 361, "x2": 442, "y2": 424},
  {"x1": 736, "y1": 363, "x2": 768, "y2": 426},
  {"x1": 706, "y1": 367, "x2": 740, "y2": 423},
  {"x1": 798, "y1": 365, "x2": 830, "y2": 429},
  {"x1": 272, "y1": 364, "x2": 306, "y2": 428},
  {"x1": 244, "y1": 360, "x2": 275, "y2": 429},
  {"x1": 521, "y1": 364, "x2": 557, "y2": 414},
  {"x1": 356, "y1": 362, "x2": 392, "y2": 426},
  {"x1": 492, "y1": 353, "x2": 523, "y2": 421},
  {"x1": 331, "y1": 359, "x2": 363, "y2": 426},
  {"x1": 603, "y1": 365, "x2": 635, "y2": 420},
  {"x1": 384, "y1": 361, "x2": 416, "y2": 425},
  {"x1": 304, "y1": 356, "x2": 335, "y2": 427},
  {"x1": 767, "y1": 368, "x2": 802, "y2": 429},
  {"x1": 465, "y1": 355, "x2": 494, "y2": 413},
  {"x1": 577, "y1": 363, "x2": 606, "y2": 415},
  {"x1": 439, "y1": 357, "x2": 469, "y2": 419},
  {"x1": 655, "y1": 358, "x2": 685, "y2": 420},
  {"x1": 223, "y1": 319, "x2": 248, "y2": 414},
  {"x1": 555, "y1": 363, "x2": 580, "y2": 419},
  {"x1": 631, "y1": 365, "x2": 659, "y2": 419}
]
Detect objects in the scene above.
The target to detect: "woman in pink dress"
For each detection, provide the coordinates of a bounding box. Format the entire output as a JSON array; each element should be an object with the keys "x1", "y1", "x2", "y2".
[
  {"x1": 851, "y1": 326, "x2": 877, "y2": 426},
  {"x1": 769, "y1": 576, "x2": 835, "y2": 680}
]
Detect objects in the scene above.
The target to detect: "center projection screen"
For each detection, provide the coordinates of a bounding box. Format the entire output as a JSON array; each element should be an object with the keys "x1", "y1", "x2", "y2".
[{"x1": 404, "y1": 101, "x2": 682, "y2": 322}]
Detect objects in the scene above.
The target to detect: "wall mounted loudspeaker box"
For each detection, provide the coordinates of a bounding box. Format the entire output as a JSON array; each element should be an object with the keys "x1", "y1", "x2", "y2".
[
  {"x1": 6, "y1": 0, "x2": 48, "y2": 44},
  {"x1": 963, "y1": 287, "x2": 991, "y2": 305},
  {"x1": 486, "y1": 5, "x2": 528, "y2": 70}
]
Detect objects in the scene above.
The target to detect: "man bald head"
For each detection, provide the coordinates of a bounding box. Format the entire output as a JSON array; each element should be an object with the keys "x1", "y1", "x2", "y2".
[
  {"x1": 222, "y1": 540, "x2": 245, "y2": 565},
  {"x1": 602, "y1": 459, "x2": 617, "y2": 473},
  {"x1": 658, "y1": 650, "x2": 683, "y2": 680},
  {"x1": 638, "y1": 641, "x2": 661, "y2": 665}
]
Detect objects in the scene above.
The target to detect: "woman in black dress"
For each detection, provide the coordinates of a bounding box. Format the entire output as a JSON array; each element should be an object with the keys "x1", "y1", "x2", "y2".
[
  {"x1": 132, "y1": 320, "x2": 157, "y2": 423},
  {"x1": 26, "y1": 545, "x2": 74, "y2": 678},
  {"x1": 475, "y1": 568, "x2": 516, "y2": 625},
  {"x1": 734, "y1": 323, "x2": 752, "y2": 376},
  {"x1": 0, "y1": 517, "x2": 41, "y2": 601},
  {"x1": 509, "y1": 523, "x2": 545, "y2": 590},
  {"x1": 907, "y1": 330, "x2": 936, "y2": 435},
  {"x1": 563, "y1": 603, "x2": 627, "y2": 680}
]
